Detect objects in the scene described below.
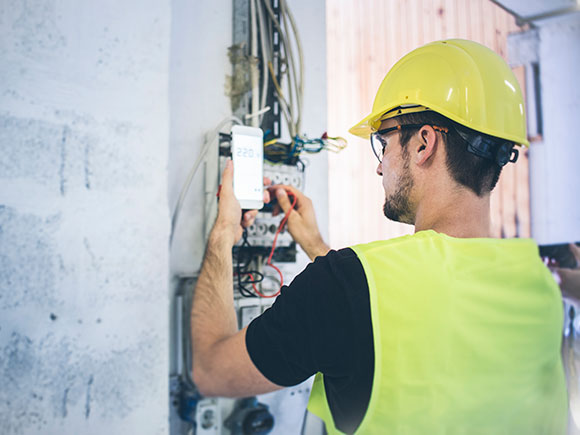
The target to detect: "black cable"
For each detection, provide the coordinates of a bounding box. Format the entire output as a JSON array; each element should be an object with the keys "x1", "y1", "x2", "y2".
[
  {"x1": 296, "y1": 158, "x2": 305, "y2": 172},
  {"x1": 235, "y1": 229, "x2": 264, "y2": 297},
  {"x1": 236, "y1": 248, "x2": 257, "y2": 298}
]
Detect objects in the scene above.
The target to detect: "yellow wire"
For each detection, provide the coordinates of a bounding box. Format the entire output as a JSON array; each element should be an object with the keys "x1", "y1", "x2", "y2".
[{"x1": 268, "y1": 61, "x2": 285, "y2": 99}]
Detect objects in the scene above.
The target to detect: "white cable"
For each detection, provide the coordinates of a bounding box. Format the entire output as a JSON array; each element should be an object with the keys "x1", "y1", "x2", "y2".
[
  {"x1": 250, "y1": 0, "x2": 260, "y2": 127},
  {"x1": 245, "y1": 106, "x2": 271, "y2": 120},
  {"x1": 261, "y1": 0, "x2": 296, "y2": 137},
  {"x1": 257, "y1": 0, "x2": 270, "y2": 125},
  {"x1": 280, "y1": 6, "x2": 295, "y2": 132},
  {"x1": 261, "y1": 0, "x2": 303, "y2": 139},
  {"x1": 282, "y1": 0, "x2": 304, "y2": 135},
  {"x1": 170, "y1": 116, "x2": 243, "y2": 246},
  {"x1": 282, "y1": 0, "x2": 303, "y2": 136},
  {"x1": 274, "y1": 1, "x2": 296, "y2": 131}
]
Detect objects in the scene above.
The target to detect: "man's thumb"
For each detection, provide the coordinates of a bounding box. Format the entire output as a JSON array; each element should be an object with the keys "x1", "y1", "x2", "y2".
[
  {"x1": 221, "y1": 160, "x2": 234, "y2": 189},
  {"x1": 276, "y1": 188, "x2": 291, "y2": 212}
]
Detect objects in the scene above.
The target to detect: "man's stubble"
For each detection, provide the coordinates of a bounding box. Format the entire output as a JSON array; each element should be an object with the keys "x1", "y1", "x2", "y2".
[{"x1": 383, "y1": 149, "x2": 414, "y2": 224}]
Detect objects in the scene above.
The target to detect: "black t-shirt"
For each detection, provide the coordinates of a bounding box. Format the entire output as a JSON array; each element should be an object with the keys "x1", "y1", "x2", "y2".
[{"x1": 246, "y1": 248, "x2": 373, "y2": 434}]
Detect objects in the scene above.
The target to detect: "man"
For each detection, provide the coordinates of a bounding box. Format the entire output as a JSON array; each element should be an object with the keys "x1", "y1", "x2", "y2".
[{"x1": 192, "y1": 40, "x2": 567, "y2": 434}]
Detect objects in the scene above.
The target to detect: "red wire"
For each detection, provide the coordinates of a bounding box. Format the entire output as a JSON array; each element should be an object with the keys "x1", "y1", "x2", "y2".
[
  {"x1": 257, "y1": 191, "x2": 298, "y2": 298},
  {"x1": 249, "y1": 272, "x2": 275, "y2": 298}
]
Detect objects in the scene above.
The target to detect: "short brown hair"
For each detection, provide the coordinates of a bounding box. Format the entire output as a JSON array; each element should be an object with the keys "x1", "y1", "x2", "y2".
[{"x1": 395, "y1": 111, "x2": 506, "y2": 197}]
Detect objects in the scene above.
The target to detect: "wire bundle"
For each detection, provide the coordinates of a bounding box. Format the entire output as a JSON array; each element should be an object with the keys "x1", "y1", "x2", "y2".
[
  {"x1": 235, "y1": 191, "x2": 298, "y2": 298},
  {"x1": 234, "y1": 231, "x2": 265, "y2": 298},
  {"x1": 250, "y1": 0, "x2": 347, "y2": 164},
  {"x1": 263, "y1": 133, "x2": 347, "y2": 164},
  {"x1": 247, "y1": 0, "x2": 303, "y2": 137}
]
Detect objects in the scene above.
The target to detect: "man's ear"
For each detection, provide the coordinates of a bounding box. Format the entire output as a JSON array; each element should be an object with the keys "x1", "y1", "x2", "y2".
[{"x1": 415, "y1": 125, "x2": 438, "y2": 166}]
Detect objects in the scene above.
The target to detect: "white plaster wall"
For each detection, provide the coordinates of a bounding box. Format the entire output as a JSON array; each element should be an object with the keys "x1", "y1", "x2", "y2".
[
  {"x1": 168, "y1": 0, "x2": 234, "y2": 276},
  {"x1": 0, "y1": 1, "x2": 170, "y2": 434},
  {"x1": 528, "y1": 12, "x2": 580, "y2": 244}
]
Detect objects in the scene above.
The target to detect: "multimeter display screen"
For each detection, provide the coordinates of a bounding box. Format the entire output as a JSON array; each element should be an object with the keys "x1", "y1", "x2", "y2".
[{"x1": 232, "y1": 132, "x2": 263, "y2": 203}]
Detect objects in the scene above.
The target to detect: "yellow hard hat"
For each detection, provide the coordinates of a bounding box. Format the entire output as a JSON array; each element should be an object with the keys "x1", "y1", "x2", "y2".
[{"x1": 349, "y1": 39, "x2": 529, "y2": 146}]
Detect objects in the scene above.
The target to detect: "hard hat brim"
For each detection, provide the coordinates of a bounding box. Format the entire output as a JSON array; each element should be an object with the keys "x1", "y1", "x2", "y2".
[{"x1": 349, "y1": 103, "x2": 530, "y2": 147}]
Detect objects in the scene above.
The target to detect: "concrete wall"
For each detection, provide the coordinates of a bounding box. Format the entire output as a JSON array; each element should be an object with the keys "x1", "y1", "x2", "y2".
[{"x1": 0, "y1": 1, "x2": 170, "y2": 434}]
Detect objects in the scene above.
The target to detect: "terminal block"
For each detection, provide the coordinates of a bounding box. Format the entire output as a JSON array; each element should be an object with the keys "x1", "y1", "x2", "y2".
[{"x1": 264, "y1": 162, "x2": 304, "y2": 191}]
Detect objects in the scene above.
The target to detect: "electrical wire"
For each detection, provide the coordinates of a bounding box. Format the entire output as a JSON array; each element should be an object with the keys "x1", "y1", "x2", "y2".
[
  {"x1": 233, "y1": 192, "x2": 297, "y2": 299},
  {"x1": 260, "y1": 0, "x2": 302, "y2": 138},
  {"x1": 235, "y1": 230, "x2": 260, "y2": 298},
  {"x1": 170, "y1": 116, "x2": 243, "y2": 246},
  {"x1": 280, "y1": 0, "x2": 303, "y2": 135},
  {"x1": 280, "y1": 0, "x2": 301, "y2": 136},
  {"x1": 256, "y1": 0, "x2": 270, "y2": 125},
  {"x1": 267, "y1": 61, "x2": 293, "y2": 130},
  {"x1": 258, "y1": 191, "x2": 298, "y2": 298},
  {"x1": 250, "y1": 0, "x2": 260, "y2": 127},
  {"x1": 263, "y1": 133, "x2": 347, "y2": 164},
  {"x1": 282, "y1": 0, "x2": 304, "y2": 104}
]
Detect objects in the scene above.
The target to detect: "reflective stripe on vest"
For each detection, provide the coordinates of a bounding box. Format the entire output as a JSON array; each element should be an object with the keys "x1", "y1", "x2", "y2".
[{"x1": 307, "y1": 230, "x2": 567, "y2": 434}]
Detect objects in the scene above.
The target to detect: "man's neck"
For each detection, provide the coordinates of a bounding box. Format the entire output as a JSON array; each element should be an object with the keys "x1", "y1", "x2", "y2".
[{"x1": 413, "y1": 189, "x2": 492, "y2": 239}]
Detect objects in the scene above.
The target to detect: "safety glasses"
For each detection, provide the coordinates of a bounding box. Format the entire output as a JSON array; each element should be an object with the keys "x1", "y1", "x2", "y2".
[{"x1": 370, "y1": 124, "x2": 448, "y2": 163}]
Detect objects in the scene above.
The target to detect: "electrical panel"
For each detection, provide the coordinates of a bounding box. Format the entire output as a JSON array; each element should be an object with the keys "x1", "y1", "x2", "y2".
[{"x1": 169, "y1": 0, "x2": 335, "y2": 433}]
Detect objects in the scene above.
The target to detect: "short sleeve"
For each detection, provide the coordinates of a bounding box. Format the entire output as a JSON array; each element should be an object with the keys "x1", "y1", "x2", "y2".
[{"x1": 245, "y1": 248, "x2": 370, "y2": 387}]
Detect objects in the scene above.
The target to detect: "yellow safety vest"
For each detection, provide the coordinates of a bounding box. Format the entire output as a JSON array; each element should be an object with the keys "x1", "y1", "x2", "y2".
[{"x1": 308, "y1": 230, "x2": 567, "y2": 434}]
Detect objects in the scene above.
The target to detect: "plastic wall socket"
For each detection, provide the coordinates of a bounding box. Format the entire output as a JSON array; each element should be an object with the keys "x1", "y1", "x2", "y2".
[{"x1": 195, "y1": 399, "x2": 220, "y2": 435}]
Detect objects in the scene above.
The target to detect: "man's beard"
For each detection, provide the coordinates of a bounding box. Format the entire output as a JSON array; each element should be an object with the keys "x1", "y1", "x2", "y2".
[{"x1": 383, "y1": 154, "x2": 414, "y2": 224}]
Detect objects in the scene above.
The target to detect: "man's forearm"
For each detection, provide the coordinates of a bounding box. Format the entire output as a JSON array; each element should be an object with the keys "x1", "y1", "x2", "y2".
[
  {"x1": 191, "y1": 225, "x2": 237, "y2": 368},
  {"x1": 302, "y1": 237, "x2": 330, "y2": 261}
]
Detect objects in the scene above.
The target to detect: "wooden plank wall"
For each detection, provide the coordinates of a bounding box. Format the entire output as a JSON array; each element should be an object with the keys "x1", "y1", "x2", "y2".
[{"x1": 326, "y1": 0, "x2": 530, "y2": 249}]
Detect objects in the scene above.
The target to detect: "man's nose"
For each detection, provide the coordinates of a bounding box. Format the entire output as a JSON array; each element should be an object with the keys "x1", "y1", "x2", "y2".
[{"x1": 376, "y1": 161, "x2": 383, "y2": 176}]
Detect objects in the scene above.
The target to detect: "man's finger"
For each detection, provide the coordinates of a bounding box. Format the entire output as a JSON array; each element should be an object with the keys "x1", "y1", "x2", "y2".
[
  {"x1": 244, "y1": 209, "x2": 258, "y2": 220},
  {"x1": 220, "y1": 160, "x2": 234, "y2": 193},
  {"x1": 276, "y1": 188, "x2": 292, "y2": 213},
  {"x1": 277, "y1": 184, "x2": 301, "y2": 199},
  {"x1": 569, "y1": 243, "x2": 580, "y2": 267},
  {"x1": 243, "y1": 210, "x2": 258, "y2": 227}
]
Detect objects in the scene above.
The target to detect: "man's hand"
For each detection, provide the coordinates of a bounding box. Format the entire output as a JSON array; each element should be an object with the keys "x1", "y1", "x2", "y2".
[
  {"x1": 215, "y1": 160, "x2": 270, "y2": 245},
  {"x1": 268, "y1": 185, "x2": 329, "y2": 261},
  {"x1": 554, "y1": 243, "x2": 580, "y2": 302},
  {"x1": 192, "y1": 159, "x2": 281, "y2": 398}
]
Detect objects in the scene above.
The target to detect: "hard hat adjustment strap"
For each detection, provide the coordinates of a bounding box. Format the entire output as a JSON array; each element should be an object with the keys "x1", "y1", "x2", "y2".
[{"x1": 455, "y1": 125, "x2": 518, "y2": 167}]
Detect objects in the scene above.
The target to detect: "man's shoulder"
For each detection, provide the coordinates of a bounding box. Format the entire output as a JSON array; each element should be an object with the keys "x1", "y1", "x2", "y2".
[
  {"x1": 302, "y1": 248, "x2": 368, "y2": 294},
  {"x1": 309, "y1": 247, "x2": 363, "y2": 278}
]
